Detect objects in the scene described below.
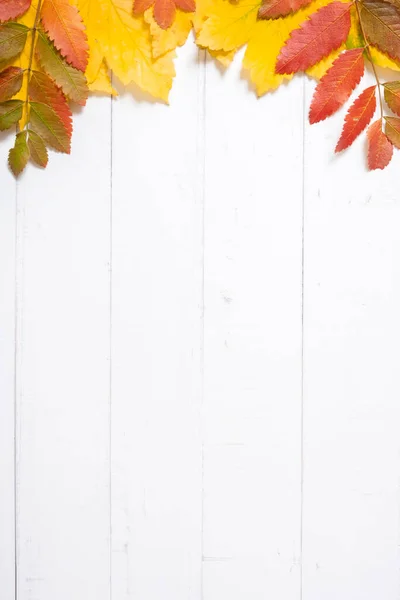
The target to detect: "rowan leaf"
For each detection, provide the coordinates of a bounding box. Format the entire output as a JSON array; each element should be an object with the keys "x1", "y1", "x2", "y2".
[
  {"x1": 359, "y1": 0, "x2": 400, "y2": 63},
  {"x1": 27, "y1": 129, "x2": 49, "y2": 167},
  {"x1": 8, "y1": 130, "x2": 29, "y2": 175},
  {"x1": 29, "y1": 101, "x2": 71, "y2": 152},
  {"x1": 384, "y1": 80, "x2": 400, "y2": 115},
  {"x1": 36, "y1": 31, "x2": 88, "y2": 104},
  {"x1": 0, "y1": 66, "x2": 23, "y2": 100},
  {"x1": 0, "y1": 98, "x2": 23, "y2": 129},
  {"x1": 134, "y1": 0, "x2": 195, "y2": 30},
  {"x1": 367, "y1": 119, "x2": 393, "y2": 169},
  {"x1": 29, "y1": 70, "x2": 72, "y2": 136},
  {"x1": 258, "y1": 0, "x2": 313, "y2": 19},
  {"x1": 275, "y1": 1, "x2": 352, "y2": 74},
  {"x1": 309, "y1": 47, "x2": 364, "y2": 123},
  {"x1": 0, "y1": 22, "x2": 29, "y2": 68},
  {"x1": 78, "y1": 0, "x2": 176, "y2": 102},
  {"x1": 336, "y1": 85, "x2": 376, "y2": 152},
  {"x1": 0, "y1": 0, "x2": 31, "y2": 22},
  {"x1": 41, "y1": 0, "x2": 89, "y2": 71}
]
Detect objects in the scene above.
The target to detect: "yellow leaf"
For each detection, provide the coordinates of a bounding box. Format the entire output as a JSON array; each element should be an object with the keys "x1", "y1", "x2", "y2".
[
  {"x1": 78, "y1": 0, "x2": 175, "y2": 101},
  {"x1": 144, "y1": 7, "x2": 192, "y2": 58},
  {"x1": 89, "y1": 59, "x2": 117, "y2": 94},
  {"x1": 370, "y1": 48, "x2": 400, "y2": 72},
  {"x1": 307, "y1": 46, "x2": 343, "y2": 79}
]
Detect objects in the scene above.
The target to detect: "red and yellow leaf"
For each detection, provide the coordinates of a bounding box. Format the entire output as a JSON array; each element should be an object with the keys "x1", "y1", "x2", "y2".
[
  {"x1": 8, "y1": 130, "x2": 29, "y2": 175},
  {"x1": 335, "y1": 85, "x2": 376, "y2": 152},
  {"x1": 134, "y1": 0, "x2": 195, "y2": 30},
  {"x1": 275, "y1": 1, "x2": 351, "y2": 74},
  {"x1": 0, "y1": 0, "x2": 31, "y2": 22},
  {"x1": 41, "y1": 0, "x2": 89, "y2": 71},
  {"x1": 258, "y1": 0, "x2": 313, "y2": 20},
  {"x1": 367, "y1": 119, "x2": 393, "y2": 170},
  {"x1": 309, "y1": 47, "x2": 364, "y2": 123},
  {"x1": 0, "y1": 66, "x2": 23, "y2": 100}
]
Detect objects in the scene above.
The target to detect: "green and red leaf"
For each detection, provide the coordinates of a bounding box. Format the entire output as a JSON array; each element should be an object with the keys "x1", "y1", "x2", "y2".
[
  {"x1": 29, "y1": 70, "x2": 72, "y2": 136},
  {"x1": 384, "y1": 81, "x2": 400, "y2": 116},
  {"x1": 335, "y1": 85, "x2": 376, "y2": 152},
  {"x1": 359, "y1": 0, "x2": 400, "y2": 63},
  {"x1": 29, "y1": 101, "x2": 71, "y2": 153},
  {"x1": 385, "y1": 116, "x2": 400, "y2": 148},
  {"x1": 0, "y1": 66, "x2": 23, "y2": 101},
  {"x1": 8, "y1": 130, "x2": 29, "y2": 176},
  {"x1": 275, "y1": 1, "x2": 352, "y2": 74},
  {"x1": 309, "y1": 47, "x2": 364, "y2": 123},
  {"x1": 27, "y1": 129, "x2": 49, "y2": 167},
  {"x1": 0, "y1": 22, "x2": 29, "y2": 68},
  {"x1": 0, "y1": 98, "x2": 23, "y2": 129}
]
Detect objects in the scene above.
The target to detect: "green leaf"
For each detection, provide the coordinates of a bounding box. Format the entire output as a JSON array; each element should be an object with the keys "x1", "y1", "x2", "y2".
[
  {"x1": 27, "y1": 129, "x2": 48, "y2": 167},
  {"x1": 8, "y1": 130, "x2": 29, "y2": 176},
  {"x1": 29, "y1": 101, "x2": 71, "y2": 153},
  {"x1": 36, "y1": 31, "x2": 88, "y2": 105},
  {"x1": 0, "y1": 22, "x2": 29, "y2": 69},
  {"x1": 385, "y1": 116, "x2": 400, "y2": 147},
  {"x1": 360, "y1": 1, "x2": 400, "y2": 63},
  {"x1": 0, "y1": 66, "x2": 23, "y2": 101},
  {"x1": 0, "y1": 98, "x2": 23, "y2": 129},
  {"x1": 384, "y1": 81, "x2": 400, "y2": 116}
]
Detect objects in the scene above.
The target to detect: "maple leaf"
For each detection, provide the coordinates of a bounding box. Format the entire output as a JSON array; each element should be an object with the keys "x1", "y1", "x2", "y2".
[
  {"x1": 144, "y1": 6, "x2": 193, "y2": 58},
  {"x1": 309, "y1": 47, "x2": 364, "y2": 123},
  {"x1": 196, "y1": 0, "x2": 258, "y2": 53},
  {"x1": 0, "y1": 0, "x2": 31, "y2": 22},
  {"x1": 367, "y1": 119, "x2": 393, "y2": 170},
  {"x1": 336, "y1": 85, "x2": 376, "y2": 152},
  {"x1": 359, "y1": 0, "x2": 400, "y2": 64},
  {"x1": 41, "y1": 0, "x2": 89, "y2": 71},
  {"x1": 258, "y1": 0, "x2": 313, "y2": 19},
  {"x1": 8, "y1": 130, "x2": 29, "y2": 175},
  {"x1": 78, "y1": 0, "x2": 175, "y2": 102},
  {"x1": 384, "y1": 81, "x2": 400, "y2": 116},
  {"x1": 275, "y1": 1, "x2": 352, "y2": 74},
  {"x1": 134, "y1": 0, "x2": 195, "y2": 30},
  {"x1": 27, "y1": 129, "x2": 49, "y2": 167},
  {"x1": 0, "y1": 66, "x2": 23, "y2": 100}
]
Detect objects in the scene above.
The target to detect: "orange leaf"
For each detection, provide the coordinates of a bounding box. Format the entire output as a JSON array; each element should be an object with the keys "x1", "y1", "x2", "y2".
[
  {"x1": 41, "y1": 0, "x2": 89, "y2": 71},
  {"x1": 367, "y1": 119, "x2": 393, "y2": 170},
  {"x1": 276, "y1": 1, "x2": 352, "y2": 74},
  {"x1": 134, "y1": 0, "x2": 195, "y2": 29},
  {"x1": 258, "y1": 0, "x2": 313, "y2": 20},
  {"x1": 0, "y1": 0, "x2": 31, "y2": 22},
  {"x1": 335, "y1": 85, "x2": 376, "y2": 152},
  {"x1": 28, "y1": 70, "x2": 72, "y2": 138}
]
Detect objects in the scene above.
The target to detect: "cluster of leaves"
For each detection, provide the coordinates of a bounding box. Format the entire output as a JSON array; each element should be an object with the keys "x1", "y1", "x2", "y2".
[{"x1": 2, "y1": 0, "x2": 400, "y2": 174}]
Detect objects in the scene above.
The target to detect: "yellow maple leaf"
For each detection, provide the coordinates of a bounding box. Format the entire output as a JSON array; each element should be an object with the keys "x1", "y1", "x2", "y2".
[
  {"x1": 78, "y1": 0, "x2": 176, "y2": 101},
  {"x1": 144, "y1": 7, "x2": 192, "y2": 58}
]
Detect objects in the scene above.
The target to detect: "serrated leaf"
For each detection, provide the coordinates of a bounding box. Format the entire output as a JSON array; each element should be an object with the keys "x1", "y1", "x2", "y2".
[
  {"x1": 27, "y1": 129, "x2": 49, "y2": 167},
  {"x1": 0, "y1": 66, "x2": 23, "y2": 100},
  {"x1": 0, "y1": 0, "x2": 31, "y2": 22},
  {"x1": 309, "y1": 48, "x2": 364, "y2": 123},
  {"x1": 29, "y1": 70, "x2": 72, "y2": 137},
  {"x1": 29, "y1": 101, "x2": 71, "y2": 152},
  {"x1": 36, "y1": 31, "x2": 88, "y2": 104},
  {"x1": 0, "y1": 98, "x2": 23, "y2": 129},
  {"x1": 258, "y1": 0, "x2": 313, "y2": 19},
  {"x1": 359, "y1": 0, "x2": 400, "y2": 63},
  {"x1": 0, "y1": 22, "x2": 29, "y2": 68},
  {"x1": 336, "y1": 85, "x2": 376, "y2": 152},
  {"x1": 384, "y1": 81, "x2": 400, "y2": 115},
  {"x1": 41, "y1": 0, "x2": 89, "y2": 71},
  {"x1": 8, "y1": 130, "x2": 29, "y2": 175},
  {"x1": 385, "y1": 115, "x2": 400, "y2": 148},
  {"x1": 276, "y1": 1, "x2": 352, "y2": 74},
  {"x1": 134, "y1": 0, "x2": 195, "y2": 30},
  {"x1": 367, "y1": 119, "x2": 393, "y2": 170}
]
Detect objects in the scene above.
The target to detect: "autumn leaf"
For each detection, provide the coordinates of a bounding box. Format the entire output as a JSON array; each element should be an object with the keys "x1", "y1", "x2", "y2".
[
  {"x1": 144, "y1": 6, "x2": 192, "y2": 58},
  {"x1": 41, "y1": 0, "x2": 89, "y2": 71},
  {"x1": 258, "y1": 0, "x2": 313, "y2": 19},
  {"x1": 367, "y1": 119, "x2": 393, "y2": 169},
  {"x1": 359, "y1": 1, "x2": 400, "y2": 63},
  {"x1": 385, "y1": 115, "x2": 400, "y2": 147},
  {"x1": 0, "y1": 0, "x2": 31, "y2": 22},
  {"x1": 276, "y1": 1, "x2": 352, "y2": 74},
  {"x1": 27, "y1": 129, "x2": 49, "y2": 167},
  {"x1": 8, "y1": 130, "x2": 29, "y2": 175},
  {"x1": 134, "y1": 0, "x2": 195, "y2": 30},
  {"x1": 336, "y1": 85, "x2": 376, "y2": 152},
  {"x1": 29, "y1": 101, "x2": 71, "y2": 152},
  {"x1": 0, "y1": 22, "x2": 29, "y2": 69},
  {"x1": 384, "y1": 81, "x2": 400, "y2": 116},
  {"x1": 0, "y1": 66, "x2": 23, "y2": 100},
  {"x1": 0, "y1": 99, "x2": 23, "y2": 129},
  {"x1": 309, "y1": 47, "x2": 364, "y2": 123},
  {"x1": 29, "y1": 70, "x2": 72, "y2": 136}
]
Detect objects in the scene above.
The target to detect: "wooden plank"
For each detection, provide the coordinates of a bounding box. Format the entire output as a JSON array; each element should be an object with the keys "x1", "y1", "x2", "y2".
[
  {"x1": 111, "y1": 42, "x2": 203, "y2": 600},
  {"x1": 202, "y1": 55, "x2": 304, "y2": 600},
  {"x1": 302, "y1": 76, "x2": 400, "y2": 600},
  {"x1": 14, "y1": 98, "x2": 112, "y2": 600},
  {"x1": 0, "y1": 138, "x2": 17, "y2": 600}
]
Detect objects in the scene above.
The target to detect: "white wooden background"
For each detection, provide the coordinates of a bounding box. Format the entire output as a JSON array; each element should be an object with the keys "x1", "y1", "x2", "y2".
[{"x1": 1, "y1": 40, "x2": 400, "y2": 600}]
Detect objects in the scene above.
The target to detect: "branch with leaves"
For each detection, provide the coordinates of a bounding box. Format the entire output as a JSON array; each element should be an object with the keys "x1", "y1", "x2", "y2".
[{"x1": 1, "y1": 0, "x2": 400, "y2": 174}]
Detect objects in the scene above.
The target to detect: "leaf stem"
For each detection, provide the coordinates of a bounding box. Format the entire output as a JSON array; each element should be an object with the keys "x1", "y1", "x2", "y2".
[{"x1": 355, "y1": 0, "x2": 384, "y2": 122}]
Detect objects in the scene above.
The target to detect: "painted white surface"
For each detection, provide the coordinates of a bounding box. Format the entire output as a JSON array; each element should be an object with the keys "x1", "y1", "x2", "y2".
[{"x1": 1, "y1": 42, "x2": 400, "y2": 600}]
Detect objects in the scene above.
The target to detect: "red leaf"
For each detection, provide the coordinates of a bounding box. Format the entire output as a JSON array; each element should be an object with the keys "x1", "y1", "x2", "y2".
[
  {"x1": 28, "y1": 70, "x2": 72, "y2": 139},
  {"x1": 258, "y1": 0, "x2": 313, "y2": 19},
  {"x1": 0, "y1": 0, "x2": 31, "y2": 22},
  {"x1": 41, "y1": 0, "x2": 89, "y2": 71},
  {"x1": 0, "y1": 66, "x2": 23, "y2": 101},
  {"x1": 335, "y1": 85, "x2": 376, "y2": 152},
  {"x1": 276, "y1": 1, "x2": 352, "y2": 74},
  {"x1": 309, "y1": 48, "x2": 364, "y2": 124},
  {"x1": 133, "y1": 0, "x2": 195, "y2": 29},
  {"x1": 367, "y1": 119, "x2": 393, "y2": 170}
]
